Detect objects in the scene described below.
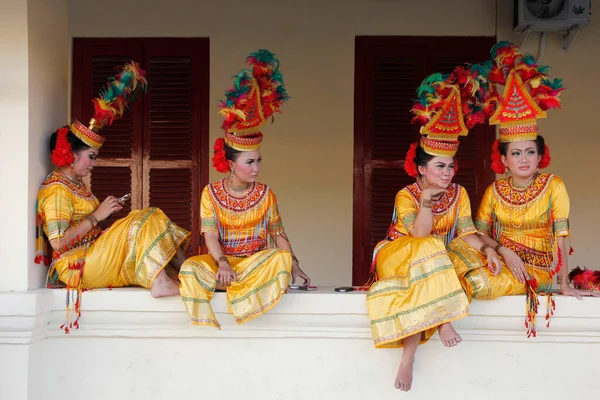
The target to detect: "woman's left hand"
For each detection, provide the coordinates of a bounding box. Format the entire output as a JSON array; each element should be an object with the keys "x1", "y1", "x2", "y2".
[
  {"x1": 485, "y1": 248, "x2": 503, "y2": 276},
  {"x1": 291, "y1": 260, "x2": 311, "y2": 287},
  {"x1": 560, "y1": 284, "x2": 600, "y2": 300}
]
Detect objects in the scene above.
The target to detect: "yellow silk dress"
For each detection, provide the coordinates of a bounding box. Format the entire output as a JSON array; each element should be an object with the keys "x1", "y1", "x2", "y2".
[
  {"x1": 36, "y1": 171, "x2": 191, "y2": 331},
  {"x1": 449, "y1": 173, "x2": 570, "y2": 302},
  {"x1": 178, "y1": 179, "x2": 292, "y2": 329},
  {"x1": 367, "y1": 182, "x2": 473, "y2": 348}
]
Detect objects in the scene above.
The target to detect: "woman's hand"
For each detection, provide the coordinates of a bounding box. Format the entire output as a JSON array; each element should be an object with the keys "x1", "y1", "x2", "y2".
[
  {"x1": 93, "y1": 196, "x2": 123, "y2": 222},
  {"x1": 291, "y1": 260, "x2": 311, "y2": 287},
  {"x1": 216, "y1": 261, "x2": 237, "y2": 287},
  {"x1": 498, "y1": 247, "x2": 528, "y2": 283},
  {"x1": 485, "y1": 248, "x2": 503, "y2": 276},
  {"x1": 560, "y1": 284, "x2": 600, "y2": 300},
  {"x1": 421, "y1": 184, "x2": 447, "y2": 201}
]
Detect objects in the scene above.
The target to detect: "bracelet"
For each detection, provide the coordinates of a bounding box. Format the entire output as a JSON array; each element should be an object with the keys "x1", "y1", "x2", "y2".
[
  {"x1": 217, "y1": 256, "x2": 228, "y2": 265},
  {"x1": 421, "y1": 199, "x2": 432, "y2": 208},
  {"x1": 480, "y1": 244, "x2": 491, "y2": 254},
  {"x1": 494, "y1": 243, "x2": 503, "y2": 253},
  {"x1": 86, "y1": 214, "x2": 99, "y2": 227}
]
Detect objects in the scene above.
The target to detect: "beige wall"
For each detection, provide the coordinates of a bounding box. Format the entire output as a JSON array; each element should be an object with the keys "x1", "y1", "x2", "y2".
[
  {"x1": 0, "y1": 0, "x2": 30, "y2": 290},
  {"x1": 27, "y1": 0, "x2": 70, "y2": 288},
  {"x1": 0, "y1": 0, "x2": 69, "y2": 290},
  {"x1": 67, "y1": 0, "x2": 595, "y2": 285}
]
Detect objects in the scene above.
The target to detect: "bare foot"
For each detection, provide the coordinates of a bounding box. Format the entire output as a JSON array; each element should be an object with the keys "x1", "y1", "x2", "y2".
[
  {"x1": 150, "y1": 269, "x2": 180, "y2": 298},
  {"x1": 394, "y1": 357, "x2": 414, "y2": 391},
  {"x1": 438, "y1": 322, "x2": 462, "y2": 347}
]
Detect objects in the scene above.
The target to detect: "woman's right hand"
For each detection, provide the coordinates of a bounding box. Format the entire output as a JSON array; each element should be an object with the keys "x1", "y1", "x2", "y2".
[
  {"x1": 421, "y1": 184, "x2": 447, "y2": 201},
  {"x1": 499, "y1": 247, "x2": 529, "y2": 283},
  {"x1": 93, "y1": 196, "x2": 123, "y2": 222},
  {"x1": 216, "y1": 262, "x2": 237, "y2": 286}
]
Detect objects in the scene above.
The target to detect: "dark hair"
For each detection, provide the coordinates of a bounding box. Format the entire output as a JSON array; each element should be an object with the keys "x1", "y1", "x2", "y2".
[
  {"x1": 49, "y1": 127, "x2": 91, "y2": 154},
  {"x1": 498, "y1": 135, "x2": 546, "y2": 157},
  {"x1": 224, "y1": 143, "x2": 243, "y2": 162},
  {"x1": 414, "y1": 144, "x2": 441, "y2": 177}
]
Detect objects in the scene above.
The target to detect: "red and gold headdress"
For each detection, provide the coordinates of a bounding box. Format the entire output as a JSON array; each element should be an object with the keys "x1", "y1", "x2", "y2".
[
  {"x1": 50, "y1": 62, "x2": 147, "y2": 167},
  {"x1": 569, "y1": 267, "x2": 600, "y2": 293},
  {"x1": 212, "y1": 49, "x2": 289, "y2": 173},
  {"x1": 405, "y1": 63, "x2": 493, "y2": 177},
  {"x1": 487, "y1": 42, "x2": 564, "y2": 173}
]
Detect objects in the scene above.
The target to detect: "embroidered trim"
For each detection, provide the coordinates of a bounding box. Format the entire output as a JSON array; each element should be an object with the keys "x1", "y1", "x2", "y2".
[
  {"x1": 208, "y1": 179, "x2": 269, "y2": 213},
  {"x1": 40, "y1": 171, "x2": 96, "y2": 201},
  {"x1": 457, "y1": 216, "x2": 476, "y2": 236},
  {"x1": 493, "y1": 173, "x2": 553, "y2": 206},
  {"x1": 553, "y1": 218, "x2": 570, "y2": 236},
  {"x1": 405, "y1": 182, "x2": 460, "y2": 215}
]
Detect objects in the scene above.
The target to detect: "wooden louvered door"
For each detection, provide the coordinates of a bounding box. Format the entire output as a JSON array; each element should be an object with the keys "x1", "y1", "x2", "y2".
[
  {"x1": 72, "y1": 38, "x2": 209, "y2": 256},
  {"x1": 72, "y1": 41, "x2": 143, "y2": 221},
  {"x1": 142, "y1": 39, "x2": 209, "y2": 256},
  {"x1": 352, "y1": 36, "x2": 496, "y2": 286}
]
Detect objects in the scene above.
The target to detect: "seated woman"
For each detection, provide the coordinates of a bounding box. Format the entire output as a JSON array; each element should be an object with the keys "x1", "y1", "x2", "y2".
[
  {"x1": 178, "y1": 50, "x2": 310, "y2": 329},
  {"x1": 35, "y1": 62, "x2": 190, "y2": 333},
  {"x1": 366, "y1": 70, "x2": 501, "y2": 392},
  {"x1": 450, "y1": 43, "x2": 598, "y2": 338}
]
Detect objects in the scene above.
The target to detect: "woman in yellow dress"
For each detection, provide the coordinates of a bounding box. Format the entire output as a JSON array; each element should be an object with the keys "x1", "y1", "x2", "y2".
[
  {"x1": 178, "y1": 50, "x2": 311, "y2": 329},
  {"x1": 35, "y1": 62, "x2": 190, "y2": 333},
  {"x1": 449, "y1": 43, "x2": 599, "y2": 339},
  {"x1": 366, "y1": 69, "x2": 502, "y2": 391}
]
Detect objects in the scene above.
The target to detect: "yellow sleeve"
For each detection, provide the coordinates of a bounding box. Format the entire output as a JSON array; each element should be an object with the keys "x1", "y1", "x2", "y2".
[
  {"x1": 550, "y1": 176, "x2": 570, "y2": 237},
  {"x1": 456, "y1": 186, "x2": 477, "y2": 237},
  {"x1": 393, "y1": 189, "x2": 418, "y2": 236},
  {"x1": 475, "y1": 184, "x2": 494, "y2": 236},
  {"x1": 38, "y1": 184, "x2": 73, "y2": 241},
  {"x1": 200, "y1": 186, "x2": 218, "y2": 234},
  {"x1": 267, "y1": 189, "x2": 284, "y2": 236}
]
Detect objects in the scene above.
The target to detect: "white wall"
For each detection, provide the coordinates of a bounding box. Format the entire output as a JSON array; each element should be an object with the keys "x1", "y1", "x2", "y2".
[
  {"x1": 26, "y1": 0, "x2": 69, "y2": 288},
  {"x1": 0, "y1": 0, "x2": 31, "y2": 291},
  {"x1": 0, "y1": 0, "x2": 68, "y2": 291},
  {"x1": 68, "y1": 0, "x2": 497, "y2": 286}
]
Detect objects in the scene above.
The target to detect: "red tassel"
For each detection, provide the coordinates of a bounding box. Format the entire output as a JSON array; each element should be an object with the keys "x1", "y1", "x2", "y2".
[
  {"x1": 569, "y1": 246, "x2": 574, "y2": 255},
  {"x1": 525, "y1": 277, "x2": 540, "y2": 338}
]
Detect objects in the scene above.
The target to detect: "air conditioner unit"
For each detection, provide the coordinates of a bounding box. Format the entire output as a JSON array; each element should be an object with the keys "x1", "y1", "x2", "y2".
[{"x1": 514, "y1": 0, "x2": 591, "y2": 32}]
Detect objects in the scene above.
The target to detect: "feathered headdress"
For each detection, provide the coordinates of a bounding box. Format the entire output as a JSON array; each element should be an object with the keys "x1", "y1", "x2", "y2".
[
  {"x1": 569, "y1": 267, "x2": 600, "y2": 293},
  {"x1": 213, "y1": 49, "x2": 289, "y2": 173},
  {"x1": 70, "y1": 61, "x2": 148, "y2": 150},
  {"x1": 486, "y1": 42, "x2": 563, "y2": 173},
  {"x1": 488, "y1": 41, "x2": 564, "y2": 142},
  {"x1": 404, "y1": 62, "x2": 494, "y2": 178}
]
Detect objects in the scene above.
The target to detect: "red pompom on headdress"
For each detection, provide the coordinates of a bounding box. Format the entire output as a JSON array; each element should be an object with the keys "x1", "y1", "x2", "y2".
[
  {"x1": 539, "y1": 143, "x2": 551, "y2": 169},
  {"x1": 212, "y1": 137, "x2": 230, "y2": 173},
  {"x1": 491, "y1": 139, "x2": 506, "y2": 174},
  {"x1": 50, "y1": 127, "x2": 75, "y2": 167},
  {"x1": 404, "y1": 141, "x2": 419, "y2": 178}
]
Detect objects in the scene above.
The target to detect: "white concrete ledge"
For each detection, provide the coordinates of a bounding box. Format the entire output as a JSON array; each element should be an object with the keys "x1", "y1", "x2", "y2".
[
  {"x1": 2, "y1": 287, "x2": 600, "y2": 400},
  {"x1": 1, "y1": 287, "x2": 598, "y2": 343}
]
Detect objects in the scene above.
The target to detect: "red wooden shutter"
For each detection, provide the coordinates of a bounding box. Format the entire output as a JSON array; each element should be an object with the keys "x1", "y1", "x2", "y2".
[
  {"x1": 71, "y1": 38, "x2": 209, "y2": 254},
  {"x1": 143, "y1": 39, "x2": 209, "y2": 256},
  {"x1": 353, "y1": 36, "x2": 496, "y2": 285},
  {"x1": 72, "y1": 40, "x2": 143, "y2": 222}
]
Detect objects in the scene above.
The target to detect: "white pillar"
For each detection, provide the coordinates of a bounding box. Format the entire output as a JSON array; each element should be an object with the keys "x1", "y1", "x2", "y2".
[{"x1": 0, "y1": 0, "x2": 68, "y2": 291}]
